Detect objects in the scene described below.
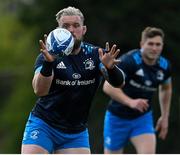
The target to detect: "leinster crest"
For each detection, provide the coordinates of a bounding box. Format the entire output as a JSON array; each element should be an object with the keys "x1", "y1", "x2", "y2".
[
  {"x1": 84, "y1": 58, "x2": 95, "y2": 70},
  {"x1": 157, "y1": 70, "x2": 164, "y2": 80}
]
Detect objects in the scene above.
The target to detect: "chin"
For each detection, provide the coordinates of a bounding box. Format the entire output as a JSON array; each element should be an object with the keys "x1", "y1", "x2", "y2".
[
  {"x1": 74, "y1": 39, "x2": 82, "y2": 49},
  {"x1": 148, "y1": 53, "x2": 159, "y2": 59}
]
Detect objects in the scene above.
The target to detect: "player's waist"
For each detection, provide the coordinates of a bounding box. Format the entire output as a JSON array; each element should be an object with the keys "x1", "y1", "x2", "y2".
[
  {"x1": 107, "y1": 100, "x2": 151, "y2": 119},
  {"x1": 31, "y1": 108, "x2": 88, "y2": 134}
]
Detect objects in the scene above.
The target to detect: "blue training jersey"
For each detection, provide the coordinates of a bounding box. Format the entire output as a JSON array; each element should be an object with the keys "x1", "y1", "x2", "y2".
[
  {"x1": 32, "y1": 42, "x2": 102, "y2": 133},
  {"x1": 108, "y1": 49, "x2": 171, "y2": 119}
]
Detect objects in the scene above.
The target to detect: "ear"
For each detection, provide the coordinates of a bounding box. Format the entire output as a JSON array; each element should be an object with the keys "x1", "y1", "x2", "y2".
[
  {"x1": 140, "y1": 41, "x2": 143, "y2": 48},
  {"x1": 82, "y1": 25, "x2": 87, "y2": 35}
]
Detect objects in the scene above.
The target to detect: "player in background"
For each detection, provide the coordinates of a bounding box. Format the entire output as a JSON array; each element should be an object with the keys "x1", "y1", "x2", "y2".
[
  {"x1": 103, "y1": 27, "x2": 172, "y2": 154},
  {"x1": 21, "y1": 6, "x2": 125, "y2": 154}
]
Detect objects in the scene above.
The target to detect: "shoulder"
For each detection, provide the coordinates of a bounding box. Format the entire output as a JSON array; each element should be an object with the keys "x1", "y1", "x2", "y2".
[
  {"x1": 35, "y1": 53, "x2": 44, "y2": 62},
  {"x1": 157, "y1": 56, "x2": 172, "y2": 82},
  {"x1": 34, "y1": 53, "x2": 45, "y2": 71},
  {"x1": 120, "y1": 49, "x2": 142, "y2": 64},
  {"x1": 158, "y1": 55, "x2": 171, "y2": 70},
  {"x1": 117, "y1": 49, "x2": 141, "y2": 73},
  {"x1": 81, "y1": 42, "x2": 99, "y2": 54}
]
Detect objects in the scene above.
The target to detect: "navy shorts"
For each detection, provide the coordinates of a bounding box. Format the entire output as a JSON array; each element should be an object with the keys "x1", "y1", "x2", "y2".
[
  {"x1": 104, "y1": 111, "x2": 155, "y2": 151},
  {"x1": 22, "y1": 113, "x2": 90, "y2": 153}
]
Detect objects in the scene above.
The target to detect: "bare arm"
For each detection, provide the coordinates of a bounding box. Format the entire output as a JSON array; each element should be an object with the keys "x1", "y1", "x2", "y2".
[
  {"x1": 32, "y1": 72, "x2": 54, "y2": 96},
  {"x1": 32, "y1": 35, "x2": 55, "y2": 97},
  {"x1": 103, "y1": 81, "x2": 149, "y2": 112},
  {"x1": 156, "y1": 81, "x2": 172, "y2": 140}
]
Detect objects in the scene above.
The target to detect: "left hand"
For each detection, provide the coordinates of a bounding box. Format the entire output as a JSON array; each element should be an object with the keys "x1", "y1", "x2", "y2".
[
  {"x1": 98, "y1": 42, "x2": 120, "y2": 69},
  {"x1": 155, "y1": 116, "x2": 169, "y2": 140},
  {"x1": 39, "y1": 34, "x2": 56, "y2": 62}
]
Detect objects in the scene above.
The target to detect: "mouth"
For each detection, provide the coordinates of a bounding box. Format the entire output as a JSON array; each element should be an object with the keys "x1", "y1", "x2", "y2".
[{"x1": 150, "y1": 51, "x2": 159, "y2": 56}]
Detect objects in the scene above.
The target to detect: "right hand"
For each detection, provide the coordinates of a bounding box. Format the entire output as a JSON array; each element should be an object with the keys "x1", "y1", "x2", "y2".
[
  {"x1": 155, "y1": 116, "x2": 168, "y2": 140},
  {"x1": 98, "y1": 42, "x2": 120, "y2": 69},
  {"x1": 39, "y1": 34, "x2": 55, "y2": 62},
  {"x1": 129, "y1": 99, "x2": 149, "y2": 112}
]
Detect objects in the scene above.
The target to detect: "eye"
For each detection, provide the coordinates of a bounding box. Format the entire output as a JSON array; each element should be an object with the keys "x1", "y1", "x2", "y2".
[
  {"x1": 148, "y1": 42, "x2": 154, "y2": 46},
  {"x1": 73, "y1": 23, "x2": 81, "y2": 28},
  {"x1": 147, "y1": 42, "x2": 162, "y2": 46},
  {"x1": 62, "y1": 24, "x2": 70, "y2": 29},
  {"x1": 155, "y1": 43, "x2": 161, "y2": 46}
]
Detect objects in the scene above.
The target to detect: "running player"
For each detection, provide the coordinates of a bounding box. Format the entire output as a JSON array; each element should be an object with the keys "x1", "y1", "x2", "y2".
[{"x1": 103, "y1": 27, "x2": 172, "y2": 154}]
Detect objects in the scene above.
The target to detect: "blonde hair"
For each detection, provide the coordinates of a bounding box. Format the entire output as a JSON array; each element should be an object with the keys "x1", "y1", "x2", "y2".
[
  {"x1": 141, "y1": 27, "x2": 164, "y2": 42},
  {"x1": 56, "y1": 6, "x2": 84, "y2": 24}
]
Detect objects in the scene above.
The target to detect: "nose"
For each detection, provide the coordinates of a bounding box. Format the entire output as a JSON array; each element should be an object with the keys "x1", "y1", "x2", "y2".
[
  {"x1": 152, "y1": 44, "x2": 158, "y2": 51},
  {"x1": 67, "y1": 25, "x2": 74, "y2": 33}
]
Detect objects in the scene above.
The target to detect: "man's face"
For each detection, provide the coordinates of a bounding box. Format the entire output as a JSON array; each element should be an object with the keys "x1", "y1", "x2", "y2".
[
  {"x1": 141, "y1": 36, "x2": 163, "y2": 61},
  {"x1": 58, "y1": 15, "x2": 87, "y2": 50}
]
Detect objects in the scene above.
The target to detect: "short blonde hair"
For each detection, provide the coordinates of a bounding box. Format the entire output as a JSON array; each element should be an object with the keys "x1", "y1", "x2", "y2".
[{"x1": 56, "y1": 6, "x2": 84, "y2": 24}]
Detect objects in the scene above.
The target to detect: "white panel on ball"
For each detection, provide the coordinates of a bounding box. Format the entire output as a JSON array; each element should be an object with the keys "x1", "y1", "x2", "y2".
[{"x1": 46, "y1": 28, "x2": 74, "y2": 56}]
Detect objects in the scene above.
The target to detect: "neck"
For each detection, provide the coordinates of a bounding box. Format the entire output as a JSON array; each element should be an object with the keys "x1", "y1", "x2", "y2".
[
  {"x1": 73, "y1": 47, "x2": 81, "y2": 55},
  {"x1": 70, "y1": 46, "x2": 81, "y2": 55},
  {"x1": 71, "y1": 40, "x2": 82, "y2": 55},
  {"x1": 142, "y1": 56, "x2": 157, "y2": 66}
]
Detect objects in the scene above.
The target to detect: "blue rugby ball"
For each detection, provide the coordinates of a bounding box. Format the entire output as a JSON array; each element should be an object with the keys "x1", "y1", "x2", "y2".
[{"x1": 46, "y1": 28, "x2": 74, "y2": 56}]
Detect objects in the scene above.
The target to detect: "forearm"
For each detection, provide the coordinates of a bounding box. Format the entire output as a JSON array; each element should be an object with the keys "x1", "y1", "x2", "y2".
[
  {"x1": 32, "y1": 61, "x2": 54, "y2": 96},
  {"x1": 159, "y1": 94, "x2": 171, "y2": 119},
  {"x1": 159, "y1": 84, "x2": 172, "y2": 119},
  {"x1": 101, "y1": 64, "x2": 125, "y2": 88},
  {"x1": 103, "y1": 81, "x2": 133, "y2": 106},
  {"x1": 32, "y1": 73, "x2": 53, "y2": 96}
]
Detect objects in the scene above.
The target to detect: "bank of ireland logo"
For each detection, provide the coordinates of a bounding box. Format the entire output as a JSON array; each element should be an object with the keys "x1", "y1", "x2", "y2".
[
  {"x1": 84, "y1": 58, "x2": 95, "y2": 70},
  {"x1": 30, "y1": 130, "x2": 39, "y2": 140},
  {"x1": 72, "y1": 73, "x2": 81, "y2": 79}
]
